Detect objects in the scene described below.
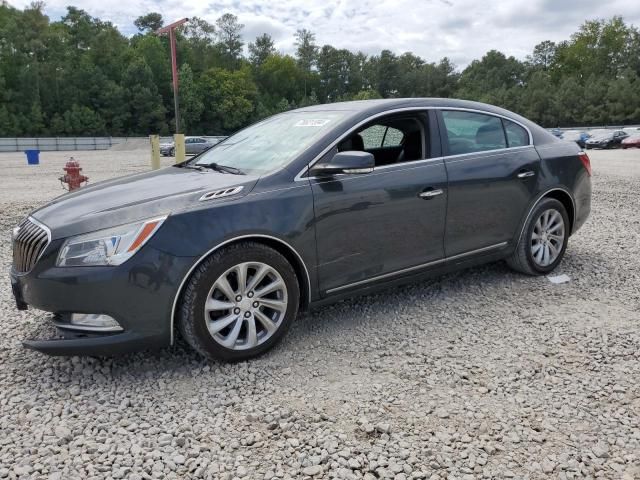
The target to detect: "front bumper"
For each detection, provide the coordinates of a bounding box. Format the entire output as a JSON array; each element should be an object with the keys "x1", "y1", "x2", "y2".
[{"x1": 10, "y1": 239, "x2": 195, "y2": 356}]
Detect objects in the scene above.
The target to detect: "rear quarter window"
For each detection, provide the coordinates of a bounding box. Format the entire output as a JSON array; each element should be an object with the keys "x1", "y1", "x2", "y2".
[{"x1": 503, "y1": 120, "x2": 529, "y2": 147}]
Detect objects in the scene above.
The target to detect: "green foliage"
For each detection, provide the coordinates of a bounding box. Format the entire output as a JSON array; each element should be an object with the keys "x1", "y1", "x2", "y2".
[
  {"x1": 134, "y1": 12, "x2": 163, "y2": 33},
  {"x1": 200, "y1": 67, "x2": 257, "y2": 132},
  {"x1": 1, "y1": 6, "x2": 639, "y2": 137},
  {"x1": 248, "y1": 34, "x2": 276, "y2": 67}
]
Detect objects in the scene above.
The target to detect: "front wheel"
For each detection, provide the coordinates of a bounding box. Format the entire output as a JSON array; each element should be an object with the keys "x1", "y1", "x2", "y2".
[
  {"x1": 178, "y1": 242, "x2": 300, "y2": 361},
  {"x1": 507, "y1": 198, "x2": 569, "y2": 275}
]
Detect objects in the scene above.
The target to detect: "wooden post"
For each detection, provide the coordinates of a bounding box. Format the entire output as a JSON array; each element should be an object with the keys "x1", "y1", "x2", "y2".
[
  {"x1": 150, "y1": 135, "x2": 161, "y2": 170},
  {"x1": 174, "y1": 133, "x2": 185, "y2": 163}
]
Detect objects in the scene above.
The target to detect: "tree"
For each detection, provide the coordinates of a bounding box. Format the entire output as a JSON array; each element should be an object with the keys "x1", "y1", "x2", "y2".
[
  {"x1": 134, "y1": 12, "x2": 163, "y2": 33},
  {"x1": 200, "y1": 66, "x2": 257, "y2": 132},
  {"x1": 215, "y1": 13, "x2": 244, "y2": 67},
  {"x1": 248, "y1": 33, "x2": 275, "y2": 67},
  {"x1": 178, "y1": 64, "x2": 204, "y2": 131},
  {"x1": 294, "y1": 29, "x2": 318, "y2": 73},
  {"x1": 529, "y1": 40, "x2": 556, "y2": 71}
]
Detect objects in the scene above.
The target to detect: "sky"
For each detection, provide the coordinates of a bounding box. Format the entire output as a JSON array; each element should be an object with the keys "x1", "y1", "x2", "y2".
[{"x1": 11, "y1": 0, "x2": 640, "y2": 68}]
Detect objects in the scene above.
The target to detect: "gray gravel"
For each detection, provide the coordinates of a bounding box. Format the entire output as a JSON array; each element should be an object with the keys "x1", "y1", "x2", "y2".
[{"x1": 1, "y1": 148, "x2": 640, "y2": 479}]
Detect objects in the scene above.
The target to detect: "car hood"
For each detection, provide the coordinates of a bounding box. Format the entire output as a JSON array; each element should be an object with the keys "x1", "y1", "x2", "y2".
[{"x1": 32, "y1": 166, "x2": 258, "y2": 240}]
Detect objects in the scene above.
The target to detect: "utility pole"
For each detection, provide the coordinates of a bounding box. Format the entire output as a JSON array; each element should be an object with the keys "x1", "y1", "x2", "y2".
[{"x1": 156, "y1": 18, "x2": 189, "y2": 134}]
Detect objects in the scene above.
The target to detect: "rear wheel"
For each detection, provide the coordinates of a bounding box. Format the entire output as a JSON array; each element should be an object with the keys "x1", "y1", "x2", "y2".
[
  {"x1": 507, "y1": 198, "x2": 569, "y2": 275},
  {"x1": 178, "y1": 242, "x2": 299, "y2": 361}
]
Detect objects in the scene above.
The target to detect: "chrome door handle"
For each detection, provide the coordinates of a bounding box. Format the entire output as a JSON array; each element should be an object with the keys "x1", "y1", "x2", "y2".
[
  {"x1": 517, "y1": 170, "x2": 536, "y2": 179},
  {"x1": 419, "y1": 188, "x2": 444, "y2": 199}
]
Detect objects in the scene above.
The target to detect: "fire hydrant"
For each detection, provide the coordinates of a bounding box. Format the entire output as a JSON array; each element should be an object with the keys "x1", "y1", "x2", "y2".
[{"x1": 59, "y1": 157, "x2": 88, "y2": 191}]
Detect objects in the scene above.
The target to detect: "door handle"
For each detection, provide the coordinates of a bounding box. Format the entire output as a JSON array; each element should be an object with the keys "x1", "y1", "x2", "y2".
[
  {"x1": 517, "y1": 170, "x2": 536, "y2": 179},
  {"x1": 419, "y1": 188, "x2": 444, "y2": 199}
]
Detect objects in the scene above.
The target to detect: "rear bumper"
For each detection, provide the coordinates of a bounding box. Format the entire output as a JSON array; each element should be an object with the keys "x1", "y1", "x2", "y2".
[{"x1": 10, "y1": 241, "x2": 195, "y2": 357}]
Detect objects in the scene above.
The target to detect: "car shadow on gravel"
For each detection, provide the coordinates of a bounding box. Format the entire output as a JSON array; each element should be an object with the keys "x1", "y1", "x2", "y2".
[{"x1": 14, "y1": 259, "x2": 539, "y2": 383}]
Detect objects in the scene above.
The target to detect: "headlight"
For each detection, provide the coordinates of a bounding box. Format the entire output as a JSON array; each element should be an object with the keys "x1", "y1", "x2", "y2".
[{"x1": 56, "y1": 216, "x2": 167, "y2": 267}]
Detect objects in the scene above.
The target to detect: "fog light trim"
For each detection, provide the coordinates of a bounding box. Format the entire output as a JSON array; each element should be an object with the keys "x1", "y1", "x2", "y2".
[{"x1": 55, "y1": 313, "x2": 124, "y2": 332}]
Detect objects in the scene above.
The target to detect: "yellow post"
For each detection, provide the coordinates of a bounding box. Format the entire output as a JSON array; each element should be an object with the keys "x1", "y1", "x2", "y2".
[
  {"x1": 150, "y1": 135, "x2": 160, "y2": 170},
  {"x1": 174, "y1": 133, "x2": 185, "y2": 163}
]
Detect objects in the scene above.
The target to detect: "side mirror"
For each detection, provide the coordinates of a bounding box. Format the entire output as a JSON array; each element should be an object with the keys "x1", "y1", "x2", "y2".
[{"x1": 313, "y1": 151, "x2": 374, "y2": 176}]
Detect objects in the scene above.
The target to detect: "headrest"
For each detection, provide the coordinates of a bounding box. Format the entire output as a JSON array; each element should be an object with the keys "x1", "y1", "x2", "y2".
[{"x1": 476, "y1": 124, "x2": 504, "y2": 147}]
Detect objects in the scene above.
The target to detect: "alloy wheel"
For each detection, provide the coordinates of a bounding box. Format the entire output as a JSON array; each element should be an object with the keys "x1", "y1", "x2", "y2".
[
  {"x1": 204, "y1": 262, "x2": 288, "y2": 350},
  {"x1": 531, "y1": 208, "x2": 565, "y2": 267}
]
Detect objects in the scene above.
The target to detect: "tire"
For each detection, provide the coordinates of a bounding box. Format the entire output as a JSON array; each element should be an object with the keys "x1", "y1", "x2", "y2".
[
  {"x1": 507, "y1": 198, "x2": 570, "y2": 276},
  {"x1": 178, "y1": 242, "x2": 300, "y2": 361},
  {"x1": 170, "y1": 148, "x2": 175, "y2": 156}
]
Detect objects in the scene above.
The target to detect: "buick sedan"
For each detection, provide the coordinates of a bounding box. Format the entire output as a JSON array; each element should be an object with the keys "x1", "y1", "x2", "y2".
[{"x1": 11, "y1": 99, "x2": 592, "y2": 361}]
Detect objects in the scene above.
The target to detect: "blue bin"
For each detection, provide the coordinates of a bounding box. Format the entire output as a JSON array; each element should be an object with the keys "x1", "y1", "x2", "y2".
[{"x1": 25, "y1": 149, "x2": 40, "y2": 165}]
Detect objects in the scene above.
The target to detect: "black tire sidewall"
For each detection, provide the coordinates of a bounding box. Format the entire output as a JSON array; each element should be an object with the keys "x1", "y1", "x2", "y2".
[
  {"x1": 182, "y1": 244, "x2": 299, "y2": 361},
  {"x1": 523, "y1": 198, "x2": 569, "y2": 274}
]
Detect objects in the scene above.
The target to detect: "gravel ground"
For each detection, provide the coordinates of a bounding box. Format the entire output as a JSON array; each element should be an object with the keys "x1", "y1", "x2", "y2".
[{"x1": 1, "y1": 148, "x2": 640, "y2": 480}]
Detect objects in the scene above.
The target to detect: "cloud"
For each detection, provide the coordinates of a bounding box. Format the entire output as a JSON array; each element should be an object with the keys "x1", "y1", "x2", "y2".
[{"x1": 14, "y1": 0, "x2": 640, "y2": 67}]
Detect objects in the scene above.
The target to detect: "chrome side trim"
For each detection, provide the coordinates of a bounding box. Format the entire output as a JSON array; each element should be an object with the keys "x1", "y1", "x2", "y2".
[
  {"x1": 446, "y1": 241, "x2": 509, "y2": 262},
  {"x1": 169, "y1": 234, "x2": 311, "y2": 345},
  {"x1": 516, "y1": 187, "x2": 576, "y2": 243},
  {"x1": 295, "y1": 106, "x2": 534, "y2": 182},
  {"x1": 11, "y1": 216, "x2": 52, "y2": 277},
  {"x1": 325, "y1": 241, "x2": 508, "y2": 294}
]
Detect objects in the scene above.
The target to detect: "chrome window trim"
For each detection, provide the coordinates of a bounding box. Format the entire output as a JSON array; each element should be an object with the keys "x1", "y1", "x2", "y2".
[
  {"x1": 308, "y1": 157, "x2": 445, "y2": 186},
  {"x1": 442, "y1": 145, "x2": 535, "y2": 164},
  {"x1": 294, "y1": 106, "x2": 534, "y2": 182},
  {"x1": 325, "y1": 241, "x2": 508, "y2": 294},
  {"x1": 11, "y1": 216, "x2": 52, "y2": 277},
  {"x1": 170, "y1": 234, "x2": 311, "y2": 345}
]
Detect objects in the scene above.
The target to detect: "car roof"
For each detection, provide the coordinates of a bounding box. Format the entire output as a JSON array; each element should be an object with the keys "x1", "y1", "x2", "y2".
[{"x1": 291, "y1": 97, "x2": 553, "y2": 145}]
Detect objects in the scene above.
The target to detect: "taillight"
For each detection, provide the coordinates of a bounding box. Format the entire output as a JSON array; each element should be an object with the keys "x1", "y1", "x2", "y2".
[{"x1": 578, "y1": 151, "x2": 592, "y2": 176}]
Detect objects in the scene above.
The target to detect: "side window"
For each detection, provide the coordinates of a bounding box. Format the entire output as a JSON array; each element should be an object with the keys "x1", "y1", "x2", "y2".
[
  {"x1": 359, "y1": 125, "x2": 386, "y2": 149},
  {"x1": 504, "y1": 120, "x2": 529, "y2": 147},
  {"x1": 336, "y1": 115, "x2": 426, "y2": 167},
  {"x1": 383, "y1": 127, "x2": 403, "y2": 147},
  {"x1": 359, "y1": 125, "x2": 405, "y2": 149},
  {"x1": 441, "y1": 110, "x2": 507, "y2": 155}
]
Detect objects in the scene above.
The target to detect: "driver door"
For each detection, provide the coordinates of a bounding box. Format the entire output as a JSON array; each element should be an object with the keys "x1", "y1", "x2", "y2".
[{"x1": 310, "y1": 112, "x2": 447, "y2": 294}]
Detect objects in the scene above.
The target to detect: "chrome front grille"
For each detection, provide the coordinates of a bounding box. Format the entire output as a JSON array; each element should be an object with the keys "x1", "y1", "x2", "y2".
[{"x1": 12, "y1": 218, "x2": 51, "y2": 274}]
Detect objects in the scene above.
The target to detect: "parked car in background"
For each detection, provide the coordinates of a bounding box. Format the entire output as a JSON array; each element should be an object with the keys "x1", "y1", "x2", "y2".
[
  {"x1": 160, "y1": 137, "x2": 217, "y2": 156},
  {"x1": 11, "y1": 98, "x2": 591, "y2": 361},
  {"x1": 549, "y1": 128, "x2": 563, "y2": 138},
  {"x1": 622, "y1": 134, "x2": 640, "y2": 149},
  {"x1": 585, "y1": 130, "x2": 628, "y2": 149},
  {"x1": 562, "y1": 130, "x2": 590, "y2": 148}
]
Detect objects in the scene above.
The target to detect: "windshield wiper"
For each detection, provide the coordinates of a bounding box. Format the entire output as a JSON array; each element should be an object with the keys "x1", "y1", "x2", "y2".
[{"x1": 199, "y1": 163, "x2": 246, "y2": 175}]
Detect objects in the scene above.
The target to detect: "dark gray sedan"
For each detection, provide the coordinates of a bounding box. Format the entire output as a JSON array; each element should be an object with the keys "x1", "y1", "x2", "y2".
[{"x1": 11, "y1": 99, "x2": 591, "y2": 361}]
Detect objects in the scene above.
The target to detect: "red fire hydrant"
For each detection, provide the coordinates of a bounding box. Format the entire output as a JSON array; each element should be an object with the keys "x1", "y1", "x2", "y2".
[{"x1": 59, "y1": 157, "x2": 89, "y2": 191}]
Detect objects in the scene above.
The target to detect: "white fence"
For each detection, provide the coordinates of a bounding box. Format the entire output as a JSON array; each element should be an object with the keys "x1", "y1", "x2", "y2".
[{"x1": 0, "y1": 136, "x2": 227, "y2": 152}]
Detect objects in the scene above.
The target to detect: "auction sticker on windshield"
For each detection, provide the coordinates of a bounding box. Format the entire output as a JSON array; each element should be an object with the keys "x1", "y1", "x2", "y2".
[{"x1": 294, "y1": 119, "x2": 331, "y2": 127}]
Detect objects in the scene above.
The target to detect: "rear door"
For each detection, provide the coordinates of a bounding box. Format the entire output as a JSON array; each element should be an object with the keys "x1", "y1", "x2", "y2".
[
  {"x1": 437, "y1": 109, "x2": 541, "y2": 256},
  {"x1": 310, "y1": 111, "x2": 448, "y2": 294}
]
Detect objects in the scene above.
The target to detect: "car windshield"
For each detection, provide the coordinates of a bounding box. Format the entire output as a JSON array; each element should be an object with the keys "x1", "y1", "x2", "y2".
[{"x1": 193, "y1": 111, "x2": 348, "y2": 174}]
